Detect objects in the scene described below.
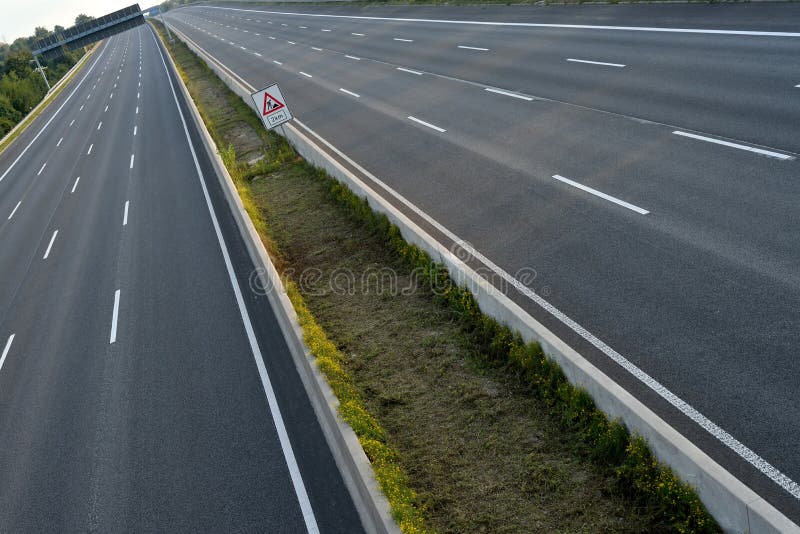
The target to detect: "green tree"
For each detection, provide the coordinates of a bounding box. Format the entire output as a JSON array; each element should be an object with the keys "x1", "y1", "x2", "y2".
[
  {"x1": 0, "y1": 70, "x2": 44, "y2": 114},
  {"x1": 0, "y1": 43, "x2": 10, "y2": 66},
  {"x1": 33, "y1": 27, "x2": 51, "y2": 39},
  {"x1": 0, "y1": 91, "x2": 22, "y2": 135},
  {"x1": 74, "y1": 14, "x2": 94, "y2": 26},
  {"x1": 3, "y1": 49, "x2": 33, "y2": 77},
  {"x1": 10, "y1": 37, "x2": 30, "y2": 52}
]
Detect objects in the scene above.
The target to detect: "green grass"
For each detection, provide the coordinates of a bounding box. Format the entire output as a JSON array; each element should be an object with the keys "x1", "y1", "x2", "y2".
[
  {"x1": 287, "y1": 282, "x2": 430, "y2": 533},
  {"x1": 153, "y1": 19, "x2": 721, "y2": 533}
]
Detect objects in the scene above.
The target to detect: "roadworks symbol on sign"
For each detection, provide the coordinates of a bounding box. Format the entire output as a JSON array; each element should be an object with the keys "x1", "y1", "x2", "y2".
[
  {"x1": 250, "y1": 83, "x2": 292, "y2": 130},
  {"x1": 262, "y1": 91, "x2": 285, "y2": 115}
]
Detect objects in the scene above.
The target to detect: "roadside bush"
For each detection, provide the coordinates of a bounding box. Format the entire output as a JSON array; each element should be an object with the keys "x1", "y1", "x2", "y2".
[{"x1": 0, "y1": 40, "x2": 84, "y2": 138}]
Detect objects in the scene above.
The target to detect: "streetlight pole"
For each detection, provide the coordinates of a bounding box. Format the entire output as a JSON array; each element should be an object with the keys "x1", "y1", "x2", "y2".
[
  {"x1": 31, "y1": 55, "x2": 51, "y2": 92},
  {"x1": 159, "y1": 12, "x2": 174, "y2": 42}
]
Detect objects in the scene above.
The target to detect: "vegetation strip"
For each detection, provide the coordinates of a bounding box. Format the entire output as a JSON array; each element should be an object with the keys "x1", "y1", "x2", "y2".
[{"x1": 153, "y1": 20, "x2": 719, "y2": 533}]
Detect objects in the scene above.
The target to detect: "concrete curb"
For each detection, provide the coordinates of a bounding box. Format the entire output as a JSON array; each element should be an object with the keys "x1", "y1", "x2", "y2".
[
  {"x1": 0, "y1": 45, "x2": 96, "y2": 150},
  {"x1": 150, "y1": 23, "x2": 399, "y2": 534},
  {"x1": 164, "y1": 20, "x2": 800, "y2": 534}
]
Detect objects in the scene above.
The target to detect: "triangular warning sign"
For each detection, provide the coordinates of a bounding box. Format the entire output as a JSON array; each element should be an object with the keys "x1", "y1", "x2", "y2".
[{"x1": 262, "y1": 91, "x2": 285, "y2": 116}]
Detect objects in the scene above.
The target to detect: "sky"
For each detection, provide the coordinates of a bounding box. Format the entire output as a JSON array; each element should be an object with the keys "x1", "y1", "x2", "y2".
[{"x1": 0, "y1": 0, "x2": 137, "y2": 44}]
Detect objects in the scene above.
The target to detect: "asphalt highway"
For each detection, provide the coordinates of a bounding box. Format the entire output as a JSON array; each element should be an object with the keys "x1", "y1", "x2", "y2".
[
  {"x1": 0, "y1": 25, "x2": 363, "y2": 532},
  {"x1": 164, "y1": 3, "x2": 800, "y2": 522}
]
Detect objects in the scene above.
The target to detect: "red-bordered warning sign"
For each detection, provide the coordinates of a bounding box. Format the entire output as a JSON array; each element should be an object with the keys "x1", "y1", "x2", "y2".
[
  {"x1": 250, "y1": 83, "x2": 292, "y2": 130},
  {"x1": 262, "y1": 91, "x2": 285, "y2": 116}
]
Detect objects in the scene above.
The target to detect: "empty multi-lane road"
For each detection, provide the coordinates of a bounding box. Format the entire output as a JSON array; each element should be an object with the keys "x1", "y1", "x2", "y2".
[
  {"x1": 164, "y1": 3, "x2": 800, "y2": 522},
  {"x1": 0, "y1": 24, "x2": 362, "y2": 531},
  {"x1": 1, "y1": 1, "x2": 798, "y2": 528}
]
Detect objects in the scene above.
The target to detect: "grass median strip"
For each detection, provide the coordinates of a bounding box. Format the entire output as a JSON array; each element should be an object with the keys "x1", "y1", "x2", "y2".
[{"x1": 153, "y1": 20, "x2": 719, "y2": 534}]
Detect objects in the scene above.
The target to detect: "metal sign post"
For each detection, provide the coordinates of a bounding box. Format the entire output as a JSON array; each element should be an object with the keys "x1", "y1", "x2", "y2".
[{"x1": 250, "y1": 83, "x2": 293, "y2": 131}]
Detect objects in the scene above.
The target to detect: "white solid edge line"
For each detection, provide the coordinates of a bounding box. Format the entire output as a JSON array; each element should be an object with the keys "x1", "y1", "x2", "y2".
[
  {"x1": 672, "y1": 131, "x2": 794, "y2": 160},
  {"x1": 0, "y1": 334, "x2": 15, "y2": 372},
  {"x1": 130, "y1": 154, "x2": 135, "y2": 169},
  {"x1": 8, "y1": 201, "x2": 21, "y2": 220},
  {"x1": 201, "y1": 6, "x2": 800, "y2": 37},
  {"x1": 71, "y1": 176, "x2": 80, "y2": 193},
  {"x1": 43, "y1": 229, "x2": 58, "y2": 260},
  {"x1": 150, "y1": 27, "x2": 320, "y2": 532},
  {"x1": 123, "y1": 200, "x2": 129, "y2": 226},
  {"x1": 396, "y1": 67, "x2": 422, "y2": 75},
  {"x1": 285, "y1": 121, "x2": 800, "y2": 500},
  {"x1": 407, "y1": 116, "x2": 446, "y2": 133},
  {"x1": 0, "y1": 37, "x2": 101, "y2": 186},
  {"x1": 567, "y1": 58, "x2": 626, "y2": 67},
  {"x1": 552, "y1": 174, "x2": 649, "y2": 214},
  {"x1": 345, "y1": 55, "x2": 361, "y2": 60},
  {"x1": 110, "y1": 289, "x2": 120, "y2": 344},
  {"x1": 339, "y1": 88, "x2": 360, "y2": 98},
  {"x1": 485, "y1": 87, "x2": 533, "y2": 101},
  {"x1": 458, "y1": 45, "x2": 489, "y2": 51}
]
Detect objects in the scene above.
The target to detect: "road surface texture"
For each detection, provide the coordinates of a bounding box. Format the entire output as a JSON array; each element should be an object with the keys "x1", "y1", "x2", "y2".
[
  {"x1": 163, "y1": 2, "x2": 800, "y2": 522},
  {"x1": 0, "y1": 24, "x2": 363, "y2": 532}
]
